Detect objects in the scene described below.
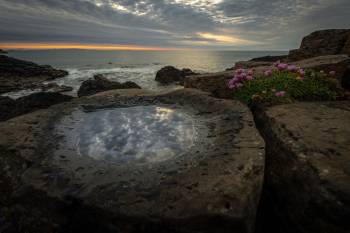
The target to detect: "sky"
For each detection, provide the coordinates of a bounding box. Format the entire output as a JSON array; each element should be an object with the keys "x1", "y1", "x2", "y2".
[{"x1": 0, "y1": 0, "x2": 349, "y2": 50}]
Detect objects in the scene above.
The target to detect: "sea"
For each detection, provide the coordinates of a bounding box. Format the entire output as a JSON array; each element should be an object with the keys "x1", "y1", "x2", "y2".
[{"x1": 3, "y1": 50, "x2": 287, "y2": 98}]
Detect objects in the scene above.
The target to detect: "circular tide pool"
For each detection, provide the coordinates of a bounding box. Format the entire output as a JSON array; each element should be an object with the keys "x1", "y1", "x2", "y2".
[{"x1": 57, "y1": 105, "x2": 195, "y2": 164}]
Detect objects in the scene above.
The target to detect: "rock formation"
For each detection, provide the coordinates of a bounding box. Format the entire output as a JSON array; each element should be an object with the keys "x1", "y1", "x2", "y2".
[
  {"x1": 288, "y1": 29, "x2": 350, "y2": 61},
  {"x1": 77, "y1": 74, "x2": 141, "y2": 97},
  {"x1": 0, "y1": 89, "x2": 264, "y2": 233},
  {"x1": 0, "y1": 92, "x2": 73, "y2": 121},
  {"x1": 288, "y1": 29, "x2": 350, "y2": 89},
  {"x1": 253, "y1": 102, "x2": 350, "y2": 233},
  {"x1": 0, "y1": 55, "x2": 68, "y2": 94},
  {"x1": 155, "y1": 66, "x2": 197, "y2": 85}
]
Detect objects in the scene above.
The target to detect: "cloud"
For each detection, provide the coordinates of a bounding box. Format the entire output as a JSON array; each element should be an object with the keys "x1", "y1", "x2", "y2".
[{"x1": 0, "y1": 0, "x2": 349, "y2": 50}]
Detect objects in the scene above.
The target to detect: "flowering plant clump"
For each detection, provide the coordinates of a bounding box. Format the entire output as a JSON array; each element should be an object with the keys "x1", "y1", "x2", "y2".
[{"x1": 228, "y1": 61, "x2": 339, "y2": 105}]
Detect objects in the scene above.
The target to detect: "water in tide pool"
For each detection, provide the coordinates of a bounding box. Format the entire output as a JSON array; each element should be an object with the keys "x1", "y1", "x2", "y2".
[{"x1": 4, "y1": 50, "x2": 287, "y2": 98}]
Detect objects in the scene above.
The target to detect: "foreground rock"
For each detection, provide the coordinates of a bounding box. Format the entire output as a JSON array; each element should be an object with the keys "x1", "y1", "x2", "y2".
[
  {"x1": 254, "y1": 102, "x2": 350, "y2": 233},
  {"x1": 0, "y1": 55, "x2": 68, "y2": 94},
  {"x1": 0, "y1": 89, "x2": 264, "y2": 233},
  {"x1": 155, "y1": 66, "x2": 197, "y2": 85},
  {"x1": 77, "y1": 74, "x2": 141, "y2": 97},
  {"x1": 0, "y1": 92, "x2": 73, "y2": 121},
  {"x1": 185, "y1": 55, "x2": 350, "y2": 99},
  {"x1": 288, "y1": 29, "x2": 350, "y2": 61}
]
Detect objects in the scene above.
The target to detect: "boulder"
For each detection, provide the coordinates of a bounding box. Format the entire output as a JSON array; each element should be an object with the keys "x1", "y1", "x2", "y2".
[
  {"x1": 254, "y1": 102, "x2": 350, "y2": 233},
  {"x1": 155, "y1": 66, "x2": 197, "y2": 85},
  {"x1": 77, "y1": 74, "x2": 141, "y2": 97},
  {"x1": 288, "y1": 29, "x2": 350, "y2": 61},
  {"x1": 0, "y1": 55, "x2": 68, "y2": 94},
  {"x1": 184, "y1": 71, "x2": 234, "y2": 99},
  {"x1": 185, "y1": 55, "x2": 350, "y2": 99},
  {"x1": 0, "y1": 89, "x2": 264, "y2": 233},
  {"x1": 0, "y1": 92, "x2": 73, "y2": 121}
]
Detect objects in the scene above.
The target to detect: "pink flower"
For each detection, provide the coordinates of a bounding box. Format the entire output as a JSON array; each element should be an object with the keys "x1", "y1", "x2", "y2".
[
  {"x1": 277, "y1": 63, "x2": 288, "y2": 71},
  {"x1": 235, "y1": 68, "x2": 245, "y2": 75},
  {"x1": 287, "y1": 65, "x2": 298, "y2": 72},
  {"x1": 298, "y1": 69, "x2": 305, "y2": 77},
  {"x1": 275, "y1": 91, "x2": 286, "y2": 97},
  {"x1": 329, "y1": 71, "x2": 336, "y2": 76},
  {"x1": 264, "y1": 69, "x2": 272, "y2": 77},
  {"x1": 273, "y1": 60, "x2": 281, "y2": 67},
  {"x1": 235, "y1": 74, "x2": 243, "y2": 80},
  {"x1": 247, "y1": 70, "x2": 254, "y2": 76},
  {"x1": 246, "y1": 75, "x2": 254, "y2": 81},
  {"x1": 229, "y1": 84, "x2": 236, "y2": 89},
  {"x1": 228, "y1": 79, "x2": 235, "y2": 86}
]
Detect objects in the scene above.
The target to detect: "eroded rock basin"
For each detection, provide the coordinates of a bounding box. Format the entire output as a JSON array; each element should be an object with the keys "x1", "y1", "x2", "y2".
[
  {"x1": 57, "y1": 106, "x2": 195, "y2": 164},
  {"x1": 0, "y1": 89, "x2": 265, "y2": 233}
]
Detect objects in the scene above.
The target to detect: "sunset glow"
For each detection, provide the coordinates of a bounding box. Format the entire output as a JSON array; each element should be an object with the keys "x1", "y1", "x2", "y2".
[{"x1": 0, "y1": 43, "x2": 184, "y2": 51}]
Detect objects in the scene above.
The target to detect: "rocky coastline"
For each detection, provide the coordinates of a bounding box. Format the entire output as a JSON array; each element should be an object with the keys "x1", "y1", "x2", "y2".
[
  {"x1": 0, "y1": 55, "x2": 69, "y2": 94},
  {"x1": 0, "y1": 29, "x2": 349, "y2": 233}
]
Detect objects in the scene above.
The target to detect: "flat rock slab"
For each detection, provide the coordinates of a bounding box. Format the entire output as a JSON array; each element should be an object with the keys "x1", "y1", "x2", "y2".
[
  {"x1": 254, "y1": 101, "x2": 350, "y2": 233},
  {"x1": 0, "y1": 89, "x2": 264, "y2": 233}
]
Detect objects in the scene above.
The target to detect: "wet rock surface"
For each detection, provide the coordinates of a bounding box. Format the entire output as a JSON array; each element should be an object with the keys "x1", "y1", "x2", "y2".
[
  {"x1": 0, "y1": 55, "x2": 68, "y2": 94},
  {"x1": 155, "y1": 66, "x2": 198, "y2": 85},
  {"x1": 0, "y1": 92, "x2": 73, "y2": 121},
  {"x1": 77, "y1": 74, "x2": 141, "y2": 97},
  {"x1": 0, "y1": 89, "x2": 264, "y2": 233},
  {"x1": 253, "y1": 102, "x2": 350, "y2": 233}
]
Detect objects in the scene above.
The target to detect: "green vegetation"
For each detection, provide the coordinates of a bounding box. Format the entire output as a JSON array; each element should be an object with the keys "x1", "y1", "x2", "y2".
[{"x1": 228, "y1": 64, "x2": 339, "y2": 106}]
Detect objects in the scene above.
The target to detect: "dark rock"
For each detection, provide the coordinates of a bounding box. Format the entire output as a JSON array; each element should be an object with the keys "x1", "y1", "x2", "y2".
[
  {"x1": 0, "y1": 55, "x2": 68, "y2": 94},
  {"x1": 288, "y1": 29, "x2": 350, "y2": 61},
  {"x1": 77, "y1": 74, "x2": 141, "y2": 97},
  {"x1": 250, "y1": 55, "x2": 288, "y2": 62},
  {"x1": 155, "y1": 66, "x2": 197, "y2": 85},
  {"x1": 343, "y1": 65, "x2": 350, "y2": 89},
  {"x1": 253, "y1": 102, "x2": 350, "y2": 233},
  {"x1": 0, "y1": 49, "x2": 7, "y2": 54},
  {"x1": 0, "y1": 92, "x2": 73, "y2": 121},
  {"x1": 184, "y1": 71, "x2": 233, "y2": 99},
  {"x1": 0, "y1": 89, "x2": 264, "y2": 233}
]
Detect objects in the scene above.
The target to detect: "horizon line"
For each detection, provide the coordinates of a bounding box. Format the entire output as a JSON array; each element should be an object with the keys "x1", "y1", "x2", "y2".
[
  {"x1": 0, "y1": 42, "x2": 289, "y2": 52},
  {"x1": 0, "y1": 43, "x2": 187, "y2": 51}
]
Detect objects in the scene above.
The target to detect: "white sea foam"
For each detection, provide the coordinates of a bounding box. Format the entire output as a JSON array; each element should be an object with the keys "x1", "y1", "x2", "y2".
[{"x1": 2, "y1": 64, "x2": 182, "y2": 99}]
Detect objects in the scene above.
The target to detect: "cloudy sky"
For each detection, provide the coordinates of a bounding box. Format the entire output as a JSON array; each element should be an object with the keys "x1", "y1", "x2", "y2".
[{"x1": 0, "y1": 0, "x2": 349, "y2": 50}]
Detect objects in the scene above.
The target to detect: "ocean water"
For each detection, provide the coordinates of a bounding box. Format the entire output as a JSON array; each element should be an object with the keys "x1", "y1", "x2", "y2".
[{"x1": 4, "y1": 50, "x2": 287, "y2": 98}]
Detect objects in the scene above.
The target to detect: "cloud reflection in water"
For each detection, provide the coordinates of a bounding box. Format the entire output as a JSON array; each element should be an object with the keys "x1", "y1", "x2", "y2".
[{"x1": 75, "y1": 106, "x2": 194, "y2": 163}]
